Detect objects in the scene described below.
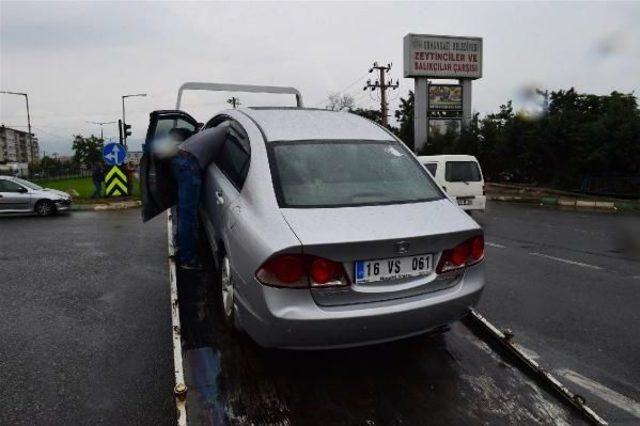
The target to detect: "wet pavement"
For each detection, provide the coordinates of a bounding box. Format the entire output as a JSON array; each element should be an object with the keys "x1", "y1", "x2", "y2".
[
  {"x1": 0, "y1": 210, "x2": 175, "y2": 425},
  {"x1": 476, "y1": 203, "x2": 640, "y2": 424},
  {"x1": 3, "y1": 203, "x2": 638, "y2": 425}
]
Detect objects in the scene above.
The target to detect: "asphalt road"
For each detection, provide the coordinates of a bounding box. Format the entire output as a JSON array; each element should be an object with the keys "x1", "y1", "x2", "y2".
[
  {"x1": 2, "y1": 203, "x2": 638, "y2": 425},
  {"x1": 0, "y1": 211, "x2": 175, "y2": 425},
  {"x1": 475, "y1": 202, "x2": 640, "y2": 424}
]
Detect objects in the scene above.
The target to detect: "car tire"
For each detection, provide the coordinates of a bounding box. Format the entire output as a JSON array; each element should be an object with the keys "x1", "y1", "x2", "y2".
[
  {"x1": 35, "y1": 200, "x2": 55, "y2": 217},
  {"x1": 215, "y1": 254, "x2": 238, "y2": 330}
]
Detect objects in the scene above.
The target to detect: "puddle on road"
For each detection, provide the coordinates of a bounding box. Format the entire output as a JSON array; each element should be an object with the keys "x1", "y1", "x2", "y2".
[{"x1": 176, "y1": 268, "x2": 584, "y2": 426}]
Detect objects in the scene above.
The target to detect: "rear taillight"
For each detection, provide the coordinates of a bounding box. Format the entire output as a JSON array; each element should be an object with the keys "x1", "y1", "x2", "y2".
[
  {"x1": 261, "y1": 255, "x2": 305, "y2": 285},
  {"x1": 256, "y1": 254, "x2": 349, "y2": 288},
  {"x1": 436, "y1": 235, "x2": 484, "y2": 273}
]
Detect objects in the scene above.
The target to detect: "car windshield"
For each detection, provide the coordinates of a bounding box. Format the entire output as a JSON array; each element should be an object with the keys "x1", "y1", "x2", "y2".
[
  {"x1": 269, "y1": 140, "x2": 443, "y2": 208},
  {"x1": 12, "y1": 177, "x2": 43, "y2": 190},
  {"x1": 445, "y1": 161, "x2": 482, "y2": 182}
]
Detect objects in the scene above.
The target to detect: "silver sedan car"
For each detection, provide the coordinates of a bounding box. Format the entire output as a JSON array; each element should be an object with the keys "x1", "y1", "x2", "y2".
[
  {"x1": 0, "y1": 175, "x2": 72, "y2": 216},
  {"x1": 142, "y1": 108, "x2": 484, "y2": 349}
]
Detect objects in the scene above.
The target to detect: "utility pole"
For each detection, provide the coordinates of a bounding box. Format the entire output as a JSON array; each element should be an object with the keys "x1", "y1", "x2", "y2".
[
  {"x1": 1, "y1": 91, "x2": 32, "y2": 151},
  {"x1": 226, "y1": 96, "x2": 241, "y2": 109},
  {"x1": 121, "y1": 93, "x2": 147, "y2": 147},
  {"x1": 363, "y1": 62, "x2": 399, "y2": 126}
]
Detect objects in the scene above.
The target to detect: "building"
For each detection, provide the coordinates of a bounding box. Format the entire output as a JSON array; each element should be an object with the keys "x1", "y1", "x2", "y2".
[{"x1": 0, "y1": 125, "x2": 40, "y2": 164}]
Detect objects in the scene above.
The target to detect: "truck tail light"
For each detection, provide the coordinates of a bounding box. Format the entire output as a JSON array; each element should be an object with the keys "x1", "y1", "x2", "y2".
[
  {"x1": 436, "y1": 235, "x2": 484, "y2": 273},
  {"x1": 256, "y1": 254, "x2": 348, "y2": 288}
]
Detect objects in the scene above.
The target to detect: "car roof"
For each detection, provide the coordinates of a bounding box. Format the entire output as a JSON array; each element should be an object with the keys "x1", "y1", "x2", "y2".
[
  {"x1": 417, "y1": 154, "x2": 479, "y2": 162},
  {"x1": 237, "y1": 107, "x2": 393, "y2": 142}
]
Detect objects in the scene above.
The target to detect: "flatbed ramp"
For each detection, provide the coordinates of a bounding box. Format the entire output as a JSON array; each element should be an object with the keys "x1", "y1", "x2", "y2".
[
  {"x1": 167, "y1": 215, "x2": 604, "y2": 425},
  {"x1": 173, "y1": 279, "x2": 598, "y2": 425}
]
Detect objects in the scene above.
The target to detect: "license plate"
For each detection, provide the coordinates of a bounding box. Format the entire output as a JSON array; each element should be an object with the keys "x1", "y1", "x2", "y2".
[
  {"x1": 457, "y1": 197, "x2": 473, "y2": 205},
  {"x1": 355, "y1": 254, "x2": 433, "y2": 284}
]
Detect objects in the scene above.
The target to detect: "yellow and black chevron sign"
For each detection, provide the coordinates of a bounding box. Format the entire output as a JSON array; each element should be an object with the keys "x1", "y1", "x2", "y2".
[{"x1": 105, "y1": 165, "x2": 128, "y2": 196}]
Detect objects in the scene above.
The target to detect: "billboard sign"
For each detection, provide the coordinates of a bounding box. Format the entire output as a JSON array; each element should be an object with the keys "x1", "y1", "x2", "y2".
[
  {"x1": 404, "y1": 34, "x2": 482, "y2": 79},
  {"x1": 428, "y1": 119, "x2": 462, "y2": 138},
  {"x1": 429, "y1": 84, "x2": 462, "y2": 111}
]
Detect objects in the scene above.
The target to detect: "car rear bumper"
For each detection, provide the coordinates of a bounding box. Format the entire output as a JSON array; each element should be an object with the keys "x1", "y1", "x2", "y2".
[
  {"x1": 458, "y1": 195, "x2": 486, "y2": 211},
  {"x1": 235, "y1": 262, "x2": 484, "y2": 349}
]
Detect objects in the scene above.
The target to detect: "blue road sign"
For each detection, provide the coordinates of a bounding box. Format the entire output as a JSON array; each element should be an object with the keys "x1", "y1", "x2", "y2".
[{"x1": 102, "y1": 143, "x2": 127, "y2": 166}]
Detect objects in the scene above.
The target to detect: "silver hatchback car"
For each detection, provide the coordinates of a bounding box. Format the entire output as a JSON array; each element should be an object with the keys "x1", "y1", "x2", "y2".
[
  {"x1": 142, "y1": 106, "x2": 484, "y2": 349},
  {"x1": 0, "y1": 175, "x2": 72, "y2": 216}
]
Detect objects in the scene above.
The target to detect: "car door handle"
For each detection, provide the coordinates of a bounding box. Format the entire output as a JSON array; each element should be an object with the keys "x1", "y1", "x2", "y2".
[{"x1": 215, "y1": 191, "x2": 224, "y2": 205}]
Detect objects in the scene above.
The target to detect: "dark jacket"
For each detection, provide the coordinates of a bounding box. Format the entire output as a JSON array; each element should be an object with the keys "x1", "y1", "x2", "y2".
[{"x1": 92, "y1": 165, "x2": 105, "y2": 183}]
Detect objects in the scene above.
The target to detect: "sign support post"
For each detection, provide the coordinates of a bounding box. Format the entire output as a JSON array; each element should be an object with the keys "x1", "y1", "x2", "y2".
[
  {"x1": 460, "y1": 79, "x2": 473, "y2": 128},
  {"x1": 414, "y1": 78, "x2": 429, "y2": 153}
]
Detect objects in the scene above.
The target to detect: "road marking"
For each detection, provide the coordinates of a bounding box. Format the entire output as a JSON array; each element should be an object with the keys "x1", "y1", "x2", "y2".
[
  {"x1": 557, "y1": 369, "x2": 640, "y2": 419},
  {"x1": 528, "y1": 252, "x2": 603, "y2": 270},
  {"x1": 486, "y1": 242, "x2": 506, "y2": 249}
]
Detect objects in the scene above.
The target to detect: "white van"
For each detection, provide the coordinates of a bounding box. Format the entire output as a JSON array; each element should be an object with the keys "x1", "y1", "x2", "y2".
[{"x1": 417, "y1": 155, "x2": 486, "y2": 212}]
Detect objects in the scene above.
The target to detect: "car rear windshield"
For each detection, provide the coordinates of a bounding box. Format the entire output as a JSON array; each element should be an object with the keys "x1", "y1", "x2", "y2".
[
  {"x1": 445, "y1": 161, "x2": 482, "y2": 182},
  {"x1": 269, "y1": 140, "x2": 443, "y2": 208}
]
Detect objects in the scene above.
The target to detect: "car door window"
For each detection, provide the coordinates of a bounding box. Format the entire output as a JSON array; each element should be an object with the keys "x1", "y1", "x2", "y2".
[
  {"x1": 445, "y1": 161, "x2": 482, "y2": 182},
  {"x1": 0, "y1": 180, "x2": 25, "y2": 192},
  {"x1": 154, "y1": 117, "x2": 197, "y2": 140},
  {"x1": 216, "y1": 136, "x2": 250, "y2": 190}
]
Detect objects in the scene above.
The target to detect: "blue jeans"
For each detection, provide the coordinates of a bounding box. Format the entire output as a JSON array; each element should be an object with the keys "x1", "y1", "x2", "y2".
[
  {"x1": 91, "y1": 181, "x2": 102, "y2": 198},
  {"x1": 170, "y1": 152, "x2": 202, "y2": 266}
]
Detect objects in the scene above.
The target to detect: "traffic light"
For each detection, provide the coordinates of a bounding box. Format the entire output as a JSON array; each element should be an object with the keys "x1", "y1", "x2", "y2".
[
  {"x1": 123, "y1": 122, "x2": 132, "y2": 138},
  {"x1": 118, "y1": 119, "x2": 123, "y2": 144}
]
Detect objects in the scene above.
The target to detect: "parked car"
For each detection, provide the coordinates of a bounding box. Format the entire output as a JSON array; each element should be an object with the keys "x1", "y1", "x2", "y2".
[
  {"x1": 142, "y1": 103, "x2": 485, "y2": 349},
  {"x1": 0, "y1": 175, "x2": 72, "y2": 216},
  {"x1": 417, "y1": 155, "x2": 486, "y2": 212}
]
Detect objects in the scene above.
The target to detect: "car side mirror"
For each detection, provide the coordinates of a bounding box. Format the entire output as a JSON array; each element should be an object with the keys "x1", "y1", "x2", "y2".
[{"x1": 18, "y1": 187, "x2": 28, "y2": 193}]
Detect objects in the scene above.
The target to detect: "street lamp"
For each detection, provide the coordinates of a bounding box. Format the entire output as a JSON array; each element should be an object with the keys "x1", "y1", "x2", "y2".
[
  {"x1": 1, "y1": 90, "x2": 33, "y2": 150},
  {"x1": 86, "y1": 120, "x2": 117, "y2": 141},
  {"x1": 121, "y1": 93, "x2": 147, "y2": 146}
]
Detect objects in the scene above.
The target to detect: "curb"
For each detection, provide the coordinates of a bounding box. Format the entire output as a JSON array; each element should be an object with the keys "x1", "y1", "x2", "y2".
[
  {"x1": 488, "y1": 195, "x2": 639, "y2": 211},
  {"x1": 70, "y1": 200, "x2": 141, "y2": 211}
]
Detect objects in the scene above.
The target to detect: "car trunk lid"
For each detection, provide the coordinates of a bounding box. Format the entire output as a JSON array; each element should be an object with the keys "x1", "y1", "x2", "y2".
[{"x1": 280, "y1": 199, "x2": 480, "y2": 306}]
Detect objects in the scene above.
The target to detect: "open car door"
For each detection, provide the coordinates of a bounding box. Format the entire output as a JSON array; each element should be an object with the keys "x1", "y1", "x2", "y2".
[{"x1": 140, "y1": 110, "x2": 199, "y2": 222}]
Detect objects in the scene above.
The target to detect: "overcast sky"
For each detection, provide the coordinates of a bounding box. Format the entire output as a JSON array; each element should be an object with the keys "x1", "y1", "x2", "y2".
[{"x1": 1, "y1": 1, "x2": 639, "y2": 155}]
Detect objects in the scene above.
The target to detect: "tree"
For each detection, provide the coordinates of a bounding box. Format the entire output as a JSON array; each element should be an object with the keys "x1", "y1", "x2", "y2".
[
  {"x1": 394, "y1": 91, "x2": 414, "y2": 150},
  {"x1": 326, "y1": 92, "x2": 355, "y2": 111},
  {"x1": 72, "y1": 135, "x2": 104, "y2": 168}
]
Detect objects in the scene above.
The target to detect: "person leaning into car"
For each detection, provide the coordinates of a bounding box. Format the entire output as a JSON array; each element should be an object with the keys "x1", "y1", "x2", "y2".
[{"x1": 153, "y1": 126, "x2": 228, "y2": 270}]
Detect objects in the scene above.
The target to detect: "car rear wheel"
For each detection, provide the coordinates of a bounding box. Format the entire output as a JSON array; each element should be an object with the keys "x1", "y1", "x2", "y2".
[
  {"x1": 215, "y1": 254, "x2": 237, "y2": 330},
  {"x1": 35, "y1": 200, "x2": 55, "y2": 217}
]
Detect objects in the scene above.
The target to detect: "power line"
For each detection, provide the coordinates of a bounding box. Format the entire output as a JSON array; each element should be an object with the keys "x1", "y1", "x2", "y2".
[
  {"x1": 308, "y1": 70, "x2": 372, "y2": 108},
  {"x1": 363, "y1": 62, "x2": 399, "y2": 126}
]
